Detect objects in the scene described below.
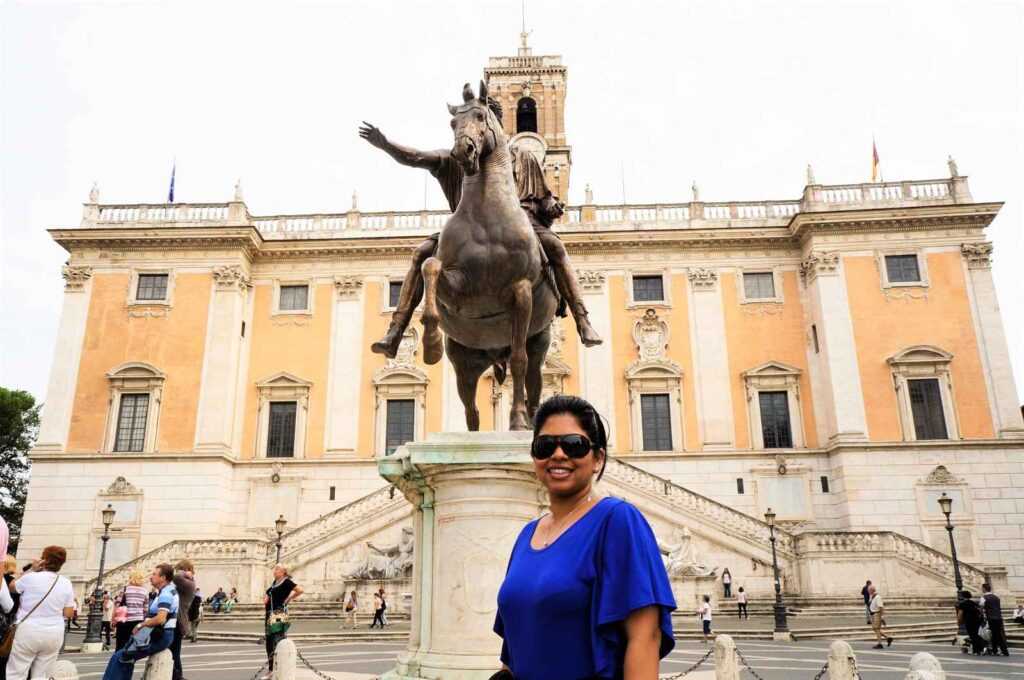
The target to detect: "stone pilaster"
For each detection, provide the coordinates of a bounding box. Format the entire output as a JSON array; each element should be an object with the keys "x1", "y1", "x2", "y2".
[
  {"x1": 687, "y1": 268, "x2": 735, "y2": 449},
  {"x1": 324, "y1": 275, "x2": 366, "y2": 454},
  {"x1": 801, "y1": 251, "x2": 869, "y2": 443},
  {"x1": 960, "y1": 243, "x2": 1024, "y2": 438},
  {"x1": 193, "y1": 265, "x2": 250, "y2": 454},
  {"x1": 575, "y1": 271, "x2": 616, "y2": 439},
  {"x1": 35, "y1": 266, "x2": 94, "y2": 452}
]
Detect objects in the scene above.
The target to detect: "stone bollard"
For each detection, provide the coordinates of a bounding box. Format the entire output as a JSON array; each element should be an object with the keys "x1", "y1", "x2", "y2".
[
  {"x1": 273, "y1": 638, "x2": 297, "y2": 680},
  {"x1": 827, "y1": 640, "x2": 858, "y2": 680},
  {"x1": 142, "y1": 649, "x2": 174, "y2": 680},
  {"x1": 713, "y1": 634, "x2": 740, "y2": 680},
  {"x1": 49, "y1": 659, "x2": 79, "y2": 680},
  {"x1": 904, "y1": 652, "x2": 945, "y2": 680}
]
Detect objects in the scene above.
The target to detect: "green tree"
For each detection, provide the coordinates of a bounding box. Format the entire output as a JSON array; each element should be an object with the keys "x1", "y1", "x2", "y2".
[{"x1": 0, "y1": 387, "x2": 39, "y2": 553}]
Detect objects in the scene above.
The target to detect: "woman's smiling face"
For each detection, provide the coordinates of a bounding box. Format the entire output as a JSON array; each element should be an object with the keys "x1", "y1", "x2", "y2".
[{"x1": 534, "y1": 412, "x2": 603, "y2": 498}]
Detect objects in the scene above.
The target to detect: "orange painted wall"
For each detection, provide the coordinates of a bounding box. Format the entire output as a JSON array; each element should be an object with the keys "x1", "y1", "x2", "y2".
[
  {"x1": 67, "y1": 272, "x2": 211, "y2": 452},
  {"x1": 608, "y1": 273, "x2": 699, "y2": 452},
  {"x1": 721, "y1": 271, "x2": 818, "y2": 449},
  {"x1": 845, "y1": 252, "x2": 994, "y2": 440},
  {"x1": 241, "y1": 283, "x2": 333, "y2": 459}
]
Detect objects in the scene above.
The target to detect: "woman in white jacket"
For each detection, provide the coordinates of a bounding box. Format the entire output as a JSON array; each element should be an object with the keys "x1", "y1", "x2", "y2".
[{"x1": 5, "y1": 546, "x2": 75, "y2": 680}]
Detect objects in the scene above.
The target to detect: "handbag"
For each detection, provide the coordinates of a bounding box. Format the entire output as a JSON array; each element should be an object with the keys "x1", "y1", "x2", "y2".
[
  {"x1": 267, "y1": 609, "x2": 290, "y2": 636},
  {"x1": 0, "y1": 575, "x2": 59, "y2": 657},
  {"x1": 979, "y1": 622, "x2": 992, "y2": 642}
]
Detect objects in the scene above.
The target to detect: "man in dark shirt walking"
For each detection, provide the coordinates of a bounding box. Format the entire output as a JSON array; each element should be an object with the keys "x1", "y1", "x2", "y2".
[
  {"x1": 171, "y1": 560, "x2": 198, "y2": 680},
  {"x1": 981, "y1": 583, "x2": 1009, "y2": 656},
  {"x1": 861, "y1": 580, "x2": 872, "y2": 625}
]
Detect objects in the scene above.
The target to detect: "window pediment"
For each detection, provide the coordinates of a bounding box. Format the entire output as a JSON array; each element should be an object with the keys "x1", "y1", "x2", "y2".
[
  {"x1": 107, "y1": 362, "x2": 165, "y2": 383},
  {"x1": 256, "y1": 372, "x2": 313, "y2": 390},
  {"x1": 887, "y1": 345, "x2": 953, "y2": 370},
  {"x1": 625, "y1": 359, "x2": 683, "y2": 381},
  {"x1": 742, "y1": 361, "x2": 802, "y2": 380}
]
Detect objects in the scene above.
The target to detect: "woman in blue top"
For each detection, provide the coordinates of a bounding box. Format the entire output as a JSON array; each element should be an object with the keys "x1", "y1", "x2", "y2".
[{"x1": 494, "y1": 395, "x2": 676, "y2": 680}]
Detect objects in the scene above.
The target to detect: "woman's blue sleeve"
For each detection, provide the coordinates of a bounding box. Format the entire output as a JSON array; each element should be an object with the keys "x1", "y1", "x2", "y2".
[{"x1": 592, "y1": 502, "x2": 676, "y2": 676}]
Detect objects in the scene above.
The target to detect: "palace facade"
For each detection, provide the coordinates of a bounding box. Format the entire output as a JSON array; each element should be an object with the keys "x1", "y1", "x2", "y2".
[{"x1": 20, "y1": 42, "x2": 1024, "y2": 602}]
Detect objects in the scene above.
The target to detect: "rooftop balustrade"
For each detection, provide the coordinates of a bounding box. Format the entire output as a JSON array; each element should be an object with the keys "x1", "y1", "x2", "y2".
[{"x1": 77, "y1": 176, "x2": 971, "y2": 240}]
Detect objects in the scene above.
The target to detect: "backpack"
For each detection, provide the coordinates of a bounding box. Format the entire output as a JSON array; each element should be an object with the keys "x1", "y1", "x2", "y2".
[{"x1": 188, "y1": 594, "x2": 201, "y2": 620}]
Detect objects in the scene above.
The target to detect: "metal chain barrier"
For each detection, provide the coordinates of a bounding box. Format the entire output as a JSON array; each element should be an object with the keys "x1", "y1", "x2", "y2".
[
  {"x1": 734, "y1": 645, "x2": 770, "y2": 680},
  {"x1": 662, "y1": 647, "x2": 714, "y2": 678},
  {"x1": 297, "y1": 647, "x2": 354, "y2": 680},
  {"x1": 248, "y1": 652, "x2": 271, "y2": 680},
  {"x1": 811, "y1": 661, "x2": 830, "y2": 680}
]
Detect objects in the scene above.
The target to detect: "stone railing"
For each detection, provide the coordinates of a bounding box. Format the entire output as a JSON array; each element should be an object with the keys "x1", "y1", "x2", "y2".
[
  {"x1": 85, "y1": 539, "x2": 268, "y2": 592},
  {"x1": 278, "y1": 485, "x2": 405, "y2": 558},
  {"x1": 77, "y1": 176, "x2": 970, "y2": 240},
  {"x1": 794, "y1": 530, "x2": 988, "y2": 589},
  {"x1": 604, "y1": 458, "x2": 794, "y2": 555},
  {"x1": 84, "y1": 486, "x2": 401, "y2": 593}
]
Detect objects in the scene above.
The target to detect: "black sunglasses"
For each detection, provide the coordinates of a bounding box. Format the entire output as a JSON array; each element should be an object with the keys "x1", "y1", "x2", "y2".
[{"x1": 531, "y1": 434, "x2": 595, "y2": 460}]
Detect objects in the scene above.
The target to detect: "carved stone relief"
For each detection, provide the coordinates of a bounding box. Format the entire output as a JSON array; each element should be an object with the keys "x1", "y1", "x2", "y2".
[{"x1": 62, "y1": 265, "x2": 93, "y2": 292}]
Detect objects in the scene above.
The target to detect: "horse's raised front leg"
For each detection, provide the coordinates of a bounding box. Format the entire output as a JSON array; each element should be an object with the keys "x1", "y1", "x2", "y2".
[
  {"x1": 420, "y1": 256, "x2": 444, "y2": 365},
  {"x1": 508, "y1": 279, "x2": 533, "y2": 430}
]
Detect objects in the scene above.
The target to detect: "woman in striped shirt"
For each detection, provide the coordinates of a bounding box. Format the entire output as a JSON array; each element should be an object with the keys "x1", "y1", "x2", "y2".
[{"x1": 114, "y1": 570, "x2": 150, "y2": 651}]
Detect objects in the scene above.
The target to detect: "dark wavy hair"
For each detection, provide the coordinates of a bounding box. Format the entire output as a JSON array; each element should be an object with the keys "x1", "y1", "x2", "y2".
[{"x1": 532, "y1": 395, "x2": 610, "y2": 481}]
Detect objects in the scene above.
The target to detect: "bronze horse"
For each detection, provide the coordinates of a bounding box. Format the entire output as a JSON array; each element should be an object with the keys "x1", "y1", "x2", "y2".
[{"x1": 420, "y1": 81, "x2": 558, "y2": 431}]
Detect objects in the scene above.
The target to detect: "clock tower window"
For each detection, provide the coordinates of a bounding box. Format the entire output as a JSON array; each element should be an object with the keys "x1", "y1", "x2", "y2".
[{"x1": 516, "y1": 97, "x2": 538, "y2": 134}]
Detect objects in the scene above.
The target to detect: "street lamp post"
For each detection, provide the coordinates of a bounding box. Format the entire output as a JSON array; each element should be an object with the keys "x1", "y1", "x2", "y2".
[
  {"x1": 764, "y1": 508, "x2": 790, "y2": 639},
  {"x1": 938, "y1": 493, "x2": 966, "y2": 635},
  {"x1": 275, "y1": 515, "x2": 287, "y2": 564},
  {"x1": 83, "y1": 504, "x2": 116, "y2": 653}
]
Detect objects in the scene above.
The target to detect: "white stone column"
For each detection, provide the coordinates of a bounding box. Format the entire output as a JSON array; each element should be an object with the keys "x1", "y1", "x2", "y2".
[
  {"x1": 325, "y1": 276, "x2": 366, "y2": 454},
  {"x1": 36, "y1": 266, "x2": 93, "y2": 452},
  {"x1": 961, "y1": 243, "x2": 1024, "y2": 438},
  {"x1": 194, "y1": 265, "x2": 250, "y2": 454},
  {"x1": 687, "y1": 268, "x2": 735, "y2": 449},
  {"x1": 576, "y1": 271, "x2": 616, "y2": 440},
  {"x1": 379, "y1": 432, "x2": 542, "y2": 680},
  {"x1": 442, "y1": 357, "x2": 468, "y2": 432},
  {"x1": 827, "y1": 640, "x2": 858, "y2": 680},
  {"x1": 713, "y1": 634, "x2": 740, "y2": 680},
  {"x1": 143, "y1": 649, "x2": 174, "y2": 680},
  {"x1": 800, "y1": 252, "x2": 869, "y2": 443}
]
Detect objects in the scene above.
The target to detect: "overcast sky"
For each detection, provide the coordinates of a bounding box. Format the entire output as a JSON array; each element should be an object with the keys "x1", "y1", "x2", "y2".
[{"x1": 2, "y1": 0, "x2": 1021, "y2": 407}]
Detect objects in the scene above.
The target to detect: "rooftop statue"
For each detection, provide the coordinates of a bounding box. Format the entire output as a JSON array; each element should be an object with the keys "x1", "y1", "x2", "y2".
[{"x1": 359, "y1": 81, "x2": 601, "y2": 430}]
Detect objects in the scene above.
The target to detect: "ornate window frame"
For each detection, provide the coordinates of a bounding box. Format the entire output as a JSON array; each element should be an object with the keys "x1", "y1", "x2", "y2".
[
  {"x1": 103, "y1": 362, "x2": 165, "y2": 454},
  {"x1": 382, "y1": 278, "x2": 404, "y2": 313},
  {"x1": 914, "y1": 465, "x2": 977, "y2": 560},
  {"x1": 627, "y1": 269, "x2": 672, "y2": 308},
  {"x1": 272, "y1": 278, "x2": 315, "y2": 316},
  {"x1": 742, "y1": 362, "x2": 805, "y2": 449},
  {"x1": 737, "y1": 267, "x2": 784, "y2": 305},
  {"x1": 887, "y1": 346, "x2": 959, "y2": 441},
  {"x1": 255, "y1": 372, "x2": 312, "y2": 458},
  {"x1": 127, "y1": 268, "x2": 174, "y2": 308},
  {"x1": 876, "y1": 249, "x2": 930, "y2": 289},
  {"x1": 625, "y1": 309, "x2": 684, "y2": 452},
  {"x1": 372, "y1": 328, "x2": 429, "y2": 456}
]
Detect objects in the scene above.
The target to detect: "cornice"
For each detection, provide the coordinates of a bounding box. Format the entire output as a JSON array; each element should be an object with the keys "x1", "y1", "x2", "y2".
[
  {"x1": 791, "y1": 202, "x2": 1002, "y2": 241},
  {"x1": 49, "y1": 226, "x2": 263, "y2": 260}
]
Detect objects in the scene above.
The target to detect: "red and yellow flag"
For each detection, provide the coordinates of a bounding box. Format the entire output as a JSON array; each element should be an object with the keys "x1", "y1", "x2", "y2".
[{"x1": 871, "y1": 139, "x2": 881, "y2": 182}]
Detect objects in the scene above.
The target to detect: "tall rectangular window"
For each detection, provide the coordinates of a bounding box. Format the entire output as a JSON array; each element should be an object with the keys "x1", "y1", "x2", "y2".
[
  {"x1": 820, "y1": 476, "x2": 830, "y2": 493},
  {"x1": 758, "y1": 391, "x2": 793, "y2": 449},
  {"x1": 386, "y1": 399, "x2": 415, "y2": 455},
  {"x1": 632, "y1": 275, "x2": 664, "y2": 302},
  {"x1": 640, "y1": 393, "x2": 672, "y2": 451},
  {"x1": 743, "y1": 272, "x2": 775, "y2": 299},
  {"x1": 267, "y1": 402, "x2": 297, "y2": 457},
  {"x1": 389, "y1": 281, "x2": 403, "y2": 308},
  {"x1": 885, "y1": 255, "x2": 921, "y2": 283},
  {"x1": 279, "y1": 285, "x2": 309, "y2": 311},
  {"x1": 329, "y1": 486, "x2": 336, "y2": 501},
  {"x1": 136, "y1": 274, "x2": 168, "y2": 301},
  {"x1": 736, "y1": 478, "x2": 745, "y2": 494},
  {"x1": 114, "y1": 394, "x2": 149, "y2": 452},
  {"x1": 811, "y1": 324, "x2": 820, "y2": 353},
  {"x1": 908, "y1": 379, "x2": 948, "y2": 440}
]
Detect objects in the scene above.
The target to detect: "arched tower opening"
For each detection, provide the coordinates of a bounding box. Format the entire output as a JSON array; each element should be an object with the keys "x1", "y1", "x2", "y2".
[{"x1": 516, "y1": 97, "x2": 538, "y2": 134}]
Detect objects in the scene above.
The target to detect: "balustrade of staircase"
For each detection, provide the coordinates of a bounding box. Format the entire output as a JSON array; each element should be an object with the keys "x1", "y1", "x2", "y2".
[
  {"x1": 604, "y1": 458, "x2": 795, "y2": 554},
  {"x1": 278, "y1": 485, "x2": 404, "y2": 558}
]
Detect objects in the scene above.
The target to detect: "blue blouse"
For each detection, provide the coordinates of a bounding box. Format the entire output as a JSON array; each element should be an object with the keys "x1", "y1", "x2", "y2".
[{"x1": 494, "y1": 497, "x2": 676, "y2": 680}]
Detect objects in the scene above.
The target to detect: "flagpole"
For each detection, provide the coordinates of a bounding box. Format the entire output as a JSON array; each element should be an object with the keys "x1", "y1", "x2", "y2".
[{"x1": 168, "y1": 158, "x2": 176, "y2": 204}]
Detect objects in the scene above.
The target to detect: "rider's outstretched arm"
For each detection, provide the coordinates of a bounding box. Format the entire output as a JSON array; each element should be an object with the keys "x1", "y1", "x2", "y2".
[{"x1": 359, "y1": 122, "x2": 445, "y2": 172}]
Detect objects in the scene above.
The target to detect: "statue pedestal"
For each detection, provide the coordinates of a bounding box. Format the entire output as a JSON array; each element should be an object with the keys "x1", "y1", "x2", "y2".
[{"x1": 377, "y1": 431, "x2": 541, "y2": 680}]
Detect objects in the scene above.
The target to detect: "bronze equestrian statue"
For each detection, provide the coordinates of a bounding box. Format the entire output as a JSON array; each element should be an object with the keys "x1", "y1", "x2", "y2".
[{"x1": 359, "y1": 81, "x2": 600, "y2": 430}]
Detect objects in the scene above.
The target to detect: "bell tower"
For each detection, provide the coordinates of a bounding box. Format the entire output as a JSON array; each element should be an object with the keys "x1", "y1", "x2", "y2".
[{"x1": 484, "y1": 32, "x2": 571, "y2": 202}]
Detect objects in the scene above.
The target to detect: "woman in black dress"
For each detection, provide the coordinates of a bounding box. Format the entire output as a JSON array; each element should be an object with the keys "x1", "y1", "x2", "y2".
[{"x1": 262, "y1": 564, "x2": 303, "y2": 679}]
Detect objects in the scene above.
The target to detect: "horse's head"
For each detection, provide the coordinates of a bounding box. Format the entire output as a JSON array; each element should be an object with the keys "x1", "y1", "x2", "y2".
[{"x1": 448, "y1": 81, "x2": 503, "y2": 176}]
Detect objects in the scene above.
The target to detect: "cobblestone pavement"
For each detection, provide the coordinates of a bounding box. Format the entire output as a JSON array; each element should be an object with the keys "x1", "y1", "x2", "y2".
[{"x1": 56, "y1": 636, "x2": 1017, "y2": 679}]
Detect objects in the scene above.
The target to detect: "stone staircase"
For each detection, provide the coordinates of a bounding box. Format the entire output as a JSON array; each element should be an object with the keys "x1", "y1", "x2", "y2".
[{"x1": 88, "y1": 455, "x2": 989, "y2": 602}]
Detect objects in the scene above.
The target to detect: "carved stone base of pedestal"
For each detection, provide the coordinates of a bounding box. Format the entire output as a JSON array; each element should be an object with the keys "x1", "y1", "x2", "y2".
[{"x1": 377, "y1": 431, "x2": 542, "y2": 680}]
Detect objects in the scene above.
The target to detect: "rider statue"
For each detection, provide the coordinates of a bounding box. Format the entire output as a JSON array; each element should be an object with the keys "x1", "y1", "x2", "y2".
[{"x1": 359, "y1": 97, "x2": 602, "y2": 358}]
